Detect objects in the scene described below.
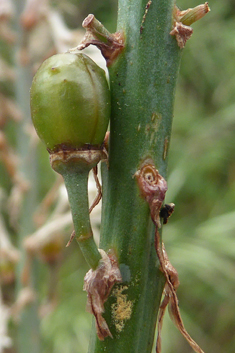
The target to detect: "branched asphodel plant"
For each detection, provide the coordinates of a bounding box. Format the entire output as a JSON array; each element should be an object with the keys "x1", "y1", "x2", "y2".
[{"x1": 30, "y1": 1, "x2": 210, "y2": 352}]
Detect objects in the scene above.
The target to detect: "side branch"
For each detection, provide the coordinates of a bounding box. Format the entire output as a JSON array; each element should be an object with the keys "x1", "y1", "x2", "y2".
[
  {"x1": 170, "y1": 2, "x2": 210, "y2": 48},
  {"x1": 69, "y1": 14, "x2": 125, "y2": 66}
]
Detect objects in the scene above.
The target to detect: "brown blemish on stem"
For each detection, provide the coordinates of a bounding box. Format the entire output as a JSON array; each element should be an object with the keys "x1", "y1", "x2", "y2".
[
  {"x1": 144, "y1": 112, "x2": 162, "y2": 145},
  {"x1": 135, "y1": 161, "x2": 167, "y2": 220},
  {"x1": 163, "y1": 137, "x2": 169, "y2": 160},
  {"x1": 66, "y1": 228, "x2": 94, "y2": 248},
  {"x1": 111, "y1": 286, "x2": 133, "y2": 333},
  {"x1": 77, "y1": 232, "x2": 93, "y2": 242},
  {"x1": 140, "y1": 0, "x2": 152, "y2": 34}
]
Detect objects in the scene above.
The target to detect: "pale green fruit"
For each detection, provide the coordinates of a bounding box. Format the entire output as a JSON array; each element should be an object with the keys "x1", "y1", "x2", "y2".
[{"x1": 30, "y1": 53, "x2": 110, "y2": 152}]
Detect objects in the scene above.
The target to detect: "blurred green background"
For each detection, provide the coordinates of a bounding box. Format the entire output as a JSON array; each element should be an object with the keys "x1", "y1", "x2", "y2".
[{"x1": 0, "y1": 0, "x2": 235, "y2": 352}]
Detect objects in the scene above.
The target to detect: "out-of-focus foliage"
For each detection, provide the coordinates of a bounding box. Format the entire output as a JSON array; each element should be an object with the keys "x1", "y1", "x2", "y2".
[
  {"x1": 61, "y1": 0, "x2": 118, "y2": 32},
  {"x1": 0, "y1": 0, "x2": 234, "y2": 353},
  {"x1": 162, "y1": 1, "x2": 235, "y2": 352}
]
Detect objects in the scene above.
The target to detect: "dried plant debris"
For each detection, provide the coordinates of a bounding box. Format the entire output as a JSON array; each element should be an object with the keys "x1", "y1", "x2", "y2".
[
  {"x1": 20, "y1": 0, "x2": 49, "y2": 30},
  {"x1": 0, "y1": 291, "x2": 12, "y2": 351},
  {"x1": 84, "y1": 249, "x2": 122, "y2": 340},
  {"x1": 170, "y1": 22, "x2": 193, "y2": 49},
  {"x1": 11, "y1": 287, "x2": 36, "y2": 321},
  {"x1": 135, "y1": 161, "x2": 205, "y2": 353},
  {"x1": 89, "y1": 166, "x2": 102, "y2": 214},
  {"x1": 171, "y1": 2, "x2": 210, "y2": 48}
]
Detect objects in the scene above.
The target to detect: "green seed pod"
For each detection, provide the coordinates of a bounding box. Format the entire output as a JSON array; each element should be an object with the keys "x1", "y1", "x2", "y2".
[{"x1": 30, "y1": 53, "x2": 110, "y2": 152}]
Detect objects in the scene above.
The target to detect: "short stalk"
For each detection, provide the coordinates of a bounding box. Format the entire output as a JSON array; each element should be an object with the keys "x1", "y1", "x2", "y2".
[
  {"x1": 63, "y1": 169, "x2": 101, "y2": 270},
  {"x1": 50, "y1": 151, "x2": 102, "y2": 270}
]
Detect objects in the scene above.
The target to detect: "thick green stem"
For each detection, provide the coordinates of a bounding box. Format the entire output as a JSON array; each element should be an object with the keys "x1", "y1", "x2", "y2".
[{"x1": 89, "y1": 0, "x2": 181, "y2": 352}]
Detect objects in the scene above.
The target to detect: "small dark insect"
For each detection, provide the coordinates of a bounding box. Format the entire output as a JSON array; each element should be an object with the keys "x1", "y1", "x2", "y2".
[{"x1": 160, "y1": 203, "x2": 175, "y2": 224}]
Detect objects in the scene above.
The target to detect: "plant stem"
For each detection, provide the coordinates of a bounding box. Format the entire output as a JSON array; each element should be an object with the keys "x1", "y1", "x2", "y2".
[
  {"x1": 82, "y1": 14, "x2": 114, "y2": 44},
  {"x1": 62, "y1": 168, "x2": 101, "y2": 270},
  {"x1": 89, "y1": 0, "x2": 181, "y2": 352},
  {"x1": 50, "y1": 152, "x2": 102, "y2": 270}
]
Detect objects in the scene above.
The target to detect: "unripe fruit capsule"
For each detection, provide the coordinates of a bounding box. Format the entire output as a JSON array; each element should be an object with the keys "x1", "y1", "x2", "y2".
[{"x1": 30, "y1": 53, "x2": 110, "y2": 152}]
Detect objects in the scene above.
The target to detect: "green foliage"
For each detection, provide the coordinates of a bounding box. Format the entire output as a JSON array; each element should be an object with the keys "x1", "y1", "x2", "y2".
[{"x1": 161, "y1": 1, "x2": 235, "y2": 351}]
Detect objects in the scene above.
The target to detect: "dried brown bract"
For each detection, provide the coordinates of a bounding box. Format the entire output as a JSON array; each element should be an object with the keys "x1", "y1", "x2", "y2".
[
  {"x1": 84, "y1": 249, "x2": 122, "y2": 340},
  {"x1": 89, "y1": 166, "x2": 102, "y2": 214},
  {"x1": 170, "y1": 22, "x2": 193, "y2": 49}
]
